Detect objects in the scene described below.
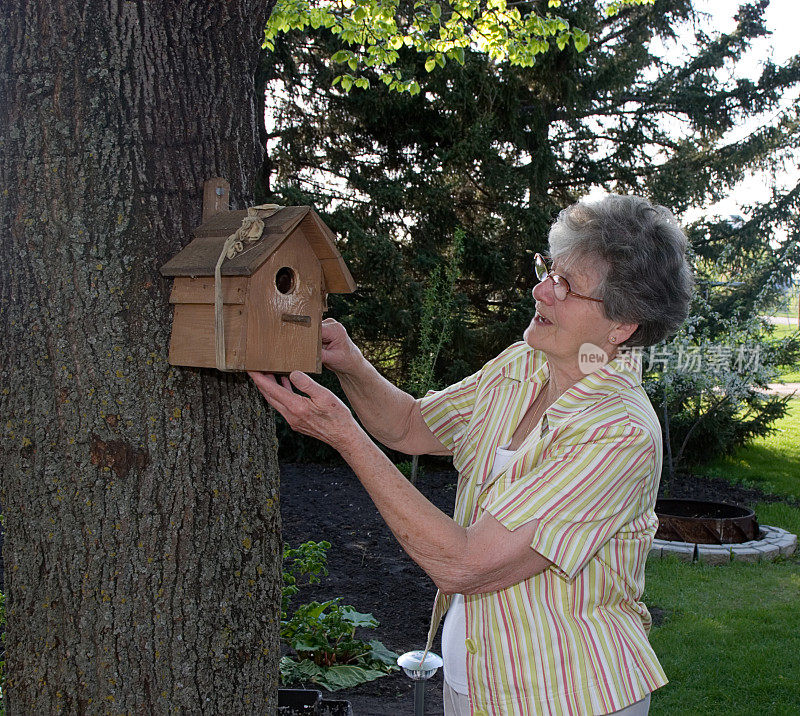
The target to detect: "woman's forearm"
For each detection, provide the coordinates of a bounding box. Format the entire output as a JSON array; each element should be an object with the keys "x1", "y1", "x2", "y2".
[
  {"x1": 337, "y1": 428, "x2": 548, "y2": 594},
  {"x1": 333, "y1": 357, "x2": 447, "y2": 455},
  {"x1": 334, "y1": 356, "x2": 415, "y2": 446},
  {"x1": 338, "y1": 426, "x2": 468, "y2": 588},
  {"x1": 320, "y1": 319, "x2": 447, "y2": 454}
]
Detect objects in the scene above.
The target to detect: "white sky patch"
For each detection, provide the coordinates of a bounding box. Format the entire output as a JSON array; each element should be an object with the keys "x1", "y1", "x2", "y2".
[{"x1": 654, "y1": 0, "x2": 799, "y2": 224}]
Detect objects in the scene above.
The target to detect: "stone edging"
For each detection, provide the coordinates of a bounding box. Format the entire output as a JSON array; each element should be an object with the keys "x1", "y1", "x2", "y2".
[{"x1": 649, "y1": 525, "x2": 798, "y2": 565}]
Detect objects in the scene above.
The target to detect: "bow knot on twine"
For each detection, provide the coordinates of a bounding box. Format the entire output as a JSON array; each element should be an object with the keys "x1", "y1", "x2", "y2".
[{"x1": 215, "y1": 204, "x2": 283, "y2": 370}]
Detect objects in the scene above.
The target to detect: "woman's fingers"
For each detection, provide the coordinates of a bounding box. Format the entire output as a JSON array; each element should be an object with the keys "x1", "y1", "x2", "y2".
[
  {"x1": 248, "y1": 371, "x2": 295, "y2": 412},
  {"x1": 250, "y1": 370, "x2": 341, "y2": 421},
  {"x1": 288, "y1": 371, "x2": 324, "y2": 397}
]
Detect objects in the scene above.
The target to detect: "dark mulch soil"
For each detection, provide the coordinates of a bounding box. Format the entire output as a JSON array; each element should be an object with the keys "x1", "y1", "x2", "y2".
[{"x1": 279, "y1": 461, "x2": 792, "y2": 715}]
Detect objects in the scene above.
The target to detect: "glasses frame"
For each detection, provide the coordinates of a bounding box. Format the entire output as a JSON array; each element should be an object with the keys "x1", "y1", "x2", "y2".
[{"x1": 534, "y1": 253, "x2": 604, "y2": 304}]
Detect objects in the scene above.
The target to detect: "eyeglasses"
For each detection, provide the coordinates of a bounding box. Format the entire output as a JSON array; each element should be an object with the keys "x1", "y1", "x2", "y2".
[{"x1": 534, "y1": 253, "x2": 604, "y2": 303}]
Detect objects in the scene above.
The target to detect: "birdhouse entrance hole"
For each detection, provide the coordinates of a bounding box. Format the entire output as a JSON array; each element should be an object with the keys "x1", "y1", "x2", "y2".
[{"x1": 275, "y1": 267, "x2": 296, "y2": 294}]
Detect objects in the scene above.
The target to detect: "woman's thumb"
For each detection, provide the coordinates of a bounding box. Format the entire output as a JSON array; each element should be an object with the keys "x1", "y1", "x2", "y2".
[{"x1": 289, "y1": 371, "x2": 315, "y2": 392}]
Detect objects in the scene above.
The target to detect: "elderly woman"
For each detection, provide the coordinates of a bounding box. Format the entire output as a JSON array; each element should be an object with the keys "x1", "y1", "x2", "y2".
[{"x1": 251, "y1": 194, "x2": 693, "y2": 716}]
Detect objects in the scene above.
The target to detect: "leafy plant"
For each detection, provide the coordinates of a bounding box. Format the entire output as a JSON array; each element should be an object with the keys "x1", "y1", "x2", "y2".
[
  {"x1": 395, "y1": 459, "x2": 425, "y2": 482},
  {"x1": 404, "y1": 228, "x2": 464, "y2": 483},
  {"x1": 282, "y1": 540, "x2": 331, "y2": 620},
  {"x1": 641, "y1": 297, "x2": 800, "y2": 489},
  {"x1": 281, "y1": 541, "x2": 398, "y2": 691},
  {"x1": 263, "y1": 0, "x2": 654, "y2": 93}
]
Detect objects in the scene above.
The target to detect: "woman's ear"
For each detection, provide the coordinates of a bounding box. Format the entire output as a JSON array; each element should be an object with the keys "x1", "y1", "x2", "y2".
[{"x1": 609, "y1": 322, "x2": 638, "y2": 345}]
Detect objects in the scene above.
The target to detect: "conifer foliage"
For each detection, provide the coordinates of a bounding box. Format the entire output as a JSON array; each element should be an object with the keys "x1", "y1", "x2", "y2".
[{"x1": 260, "y1": 0, "x2": 800, "y2": 464}]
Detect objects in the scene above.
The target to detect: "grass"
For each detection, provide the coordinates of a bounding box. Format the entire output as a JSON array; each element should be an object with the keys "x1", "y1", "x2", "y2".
[
  {"x1": 647, "y1": 399, "x2": 800, "y2": 715},
  {"x1": 646, "y1": 553, "x2": 800, "y2": 715},
  {"x1": 755, "y1": 502, "x2": 800, "y2": 537},
  {"x1": 695, "y1": 397, "x2": 800, "y2": 499},
  {"x1": 766, "y1": 322, "x2": 800, "y2": 382},
  {"x1": 770, "y1": 289, "x2": 799, "y2": 322},
  {"x1": 779, "y1": 368, "x2": 800, "y2": 383}
]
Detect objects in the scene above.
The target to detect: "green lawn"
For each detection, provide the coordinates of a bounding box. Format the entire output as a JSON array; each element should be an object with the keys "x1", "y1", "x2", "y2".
[
  {"x1": 770, "y1": 290, "x2": 799, "y2": 322},
  {"x1": 646, "y1": 551, "x2": 800, "y2": 715},
  {"x1": 695, "y1": 397, "x2": 800, "y2": 499},
  {"x1": 767, "y1": 323, "x2": 800, "y2": 382}
]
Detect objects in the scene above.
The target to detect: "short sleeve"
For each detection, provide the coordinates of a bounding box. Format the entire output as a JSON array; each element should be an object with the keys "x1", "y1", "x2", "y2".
[
  {"x1": 484, "y1": 425, "x2": 656, "y2": 581},
  {"x1": 418, "y1": 368, "x2": 484, "y2": 454}
]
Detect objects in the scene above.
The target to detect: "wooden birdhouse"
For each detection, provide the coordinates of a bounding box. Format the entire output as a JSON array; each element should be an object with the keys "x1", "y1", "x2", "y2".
[{"x1": 160, "y1": 178, "x2": 356, "y2": 373}]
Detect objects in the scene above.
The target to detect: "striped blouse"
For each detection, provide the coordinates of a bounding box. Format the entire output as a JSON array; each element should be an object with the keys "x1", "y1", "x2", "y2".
[{"x1": 419, "y1": 342, "x2": 668, "y2": 715}]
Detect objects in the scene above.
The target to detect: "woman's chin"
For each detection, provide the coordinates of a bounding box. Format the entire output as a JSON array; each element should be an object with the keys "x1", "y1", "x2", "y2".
[{"x1": 523, "y1": 324, "x2": 539, "y2": 348}]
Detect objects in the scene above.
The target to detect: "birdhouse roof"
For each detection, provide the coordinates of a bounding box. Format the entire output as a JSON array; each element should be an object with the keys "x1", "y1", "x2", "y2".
[{"x1": 160, "y1": 206, "x2": 356, "y2": 293}]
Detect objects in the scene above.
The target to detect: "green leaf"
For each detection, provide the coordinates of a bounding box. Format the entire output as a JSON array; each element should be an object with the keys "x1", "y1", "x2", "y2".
[
  {"x1": 573, "y1": 28, "x2": 589, "y2": 53},
  {"x1": 368, "y1": 639, "x2": 400, "y2": 666},
  {"x1": 331, "y1": 50, "x2": 351, "y2": 64},
  {"x1": 340, "y1": 606, "x2": 379, "y2": 628},
  {"x1": 353, "y1": 5, "x2": 367, "y2": 22},
  {"x1": 318, "y1": 665, "x2": 389, "y2": 691},
  {"x1": 425, "y1": 57, "x2": 436, "y2": 72},
  {"x1": 281, "y1": 656, "x2": 325, "y2": 685},
  {"x1": 431, "y1": 3, "x2": 441, "y2": 20}
]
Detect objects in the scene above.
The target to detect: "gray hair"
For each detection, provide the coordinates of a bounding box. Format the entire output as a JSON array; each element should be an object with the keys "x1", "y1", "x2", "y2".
[{"x1": 548, "y1": 194, "x2": 693, "y2": 347}]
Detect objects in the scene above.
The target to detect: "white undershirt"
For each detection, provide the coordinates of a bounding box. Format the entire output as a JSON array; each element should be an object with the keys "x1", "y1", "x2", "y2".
[{"x1": 442, "y1": 444, "x2": 517, "y2": 694}]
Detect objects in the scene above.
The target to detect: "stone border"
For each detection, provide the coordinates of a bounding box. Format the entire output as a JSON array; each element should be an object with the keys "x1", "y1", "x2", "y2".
[{"x1": 649, "y1": 525, "x2": 798, "y2": 565}]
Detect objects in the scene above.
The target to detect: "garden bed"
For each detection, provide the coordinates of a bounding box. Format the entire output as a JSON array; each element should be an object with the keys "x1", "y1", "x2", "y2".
[{"x1": 279, "y1": 462, "x2": 793, "y2": 715}]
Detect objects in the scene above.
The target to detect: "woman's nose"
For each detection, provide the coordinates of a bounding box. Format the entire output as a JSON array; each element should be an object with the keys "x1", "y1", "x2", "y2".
[{"x1": 533, "y1": 277, "x2": 554, "y2": 304}]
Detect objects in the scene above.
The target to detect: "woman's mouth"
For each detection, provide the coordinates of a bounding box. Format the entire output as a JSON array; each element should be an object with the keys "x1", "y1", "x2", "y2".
[{"x1": 534, "y1": 311, "x2": 553, "y2": 326}]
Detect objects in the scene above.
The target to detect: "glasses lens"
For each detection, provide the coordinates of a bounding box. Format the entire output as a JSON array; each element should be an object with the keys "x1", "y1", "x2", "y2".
[
  {"x1": 534, "y1": 254, "x2": 548, "y2": 282},
  {"x1": 551, "y1": 275, "x2": 568, "y2": 301}
]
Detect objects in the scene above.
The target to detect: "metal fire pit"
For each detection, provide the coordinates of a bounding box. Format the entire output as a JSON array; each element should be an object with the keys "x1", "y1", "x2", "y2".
[{"x1": 655, "y1": 499, "x2": 758, "y2": 544}]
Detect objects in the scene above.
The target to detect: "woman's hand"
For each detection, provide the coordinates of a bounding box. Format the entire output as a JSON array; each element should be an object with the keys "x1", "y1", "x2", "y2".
[
  {"x1": 320, "y1": 318, "x2": 363, "y2": 375},
  {"x1": 248, "y1": 370, "x2": 363, "y2": 452}
]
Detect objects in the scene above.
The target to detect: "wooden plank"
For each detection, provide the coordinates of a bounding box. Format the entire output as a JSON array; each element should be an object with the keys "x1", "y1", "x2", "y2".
[
  {"x1": 297, "y1": 214, "x2": 338, "y2": 259},
  {"x1": 193, "y1": 205, "x2": 307, "y2": 239},
  {"x1": 169, "y1": 276, "x2": 248, "y2": 305},
  {"x1": 264, "y1": 205, "x2": 309, "y2": 235},
  {"x1": 160, "y1": 234, "x2": 285, "y2": 277},
  {"x1": 245, "y1": 236, "x2": 322, "y2": 374},
  {"x1": 192, "y1": 210, "x2": 249, "y2": 238},
  {"x1": 168, "y1": 303, "x2": 248, "y2": 370},
  {"x1": 319, "y1": 256, "x2": 357, "y2": 293},
  {"x1": 295, "y1": 212, "x2": 356, "y2": 293},
  {"x1": 202, "y1": 177, "x2": 230, "y2": 223}
]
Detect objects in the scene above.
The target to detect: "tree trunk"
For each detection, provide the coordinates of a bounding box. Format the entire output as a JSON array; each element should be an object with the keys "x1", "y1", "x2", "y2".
[{"x1": 0, "y1": 1, "x2": 281, "y2": 711}]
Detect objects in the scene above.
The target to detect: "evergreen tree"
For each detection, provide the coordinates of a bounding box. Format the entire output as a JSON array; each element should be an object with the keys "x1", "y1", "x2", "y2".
[{"x1": 260, "y1": 0, "x2": 800, "y2": 464}]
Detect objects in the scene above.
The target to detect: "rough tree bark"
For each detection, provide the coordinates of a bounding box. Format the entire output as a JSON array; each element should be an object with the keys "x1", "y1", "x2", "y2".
[{"x1": 0, "y1": 1, "x2": 282, "y2": 711}]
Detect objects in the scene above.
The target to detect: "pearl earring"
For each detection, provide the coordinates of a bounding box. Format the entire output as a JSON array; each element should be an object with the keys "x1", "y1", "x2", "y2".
[{"x1": 609, "y1": 336, "x2": 617, "y2": 344}]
